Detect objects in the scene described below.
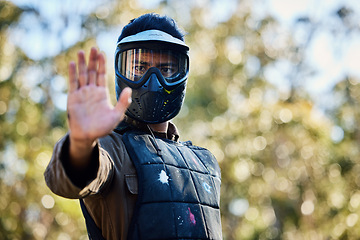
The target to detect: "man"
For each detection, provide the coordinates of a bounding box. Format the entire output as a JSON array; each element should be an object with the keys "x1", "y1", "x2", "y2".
[{"x1": 45, "y1": 13, "x2": 222, "y2": 240}]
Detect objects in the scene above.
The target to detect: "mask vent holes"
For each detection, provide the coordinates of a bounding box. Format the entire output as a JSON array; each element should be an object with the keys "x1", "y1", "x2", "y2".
[{"x1": 134, "y1": 98, "x2": 142, "y2": 110}]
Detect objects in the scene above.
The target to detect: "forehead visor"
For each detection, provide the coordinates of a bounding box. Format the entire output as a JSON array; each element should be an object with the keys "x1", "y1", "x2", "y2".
[{"x1": 118, "y1": 29, "x2": 189, "y2": 50}]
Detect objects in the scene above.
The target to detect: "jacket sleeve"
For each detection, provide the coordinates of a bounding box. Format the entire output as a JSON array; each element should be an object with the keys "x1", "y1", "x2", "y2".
[{"x1": 44, "y1": 134, "x2": 114, "y2": 199}]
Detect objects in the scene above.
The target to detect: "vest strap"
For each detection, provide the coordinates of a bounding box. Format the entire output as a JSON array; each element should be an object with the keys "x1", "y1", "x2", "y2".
[{"x1": 79, "y1": 199, "x2": 105, "y2": 240}]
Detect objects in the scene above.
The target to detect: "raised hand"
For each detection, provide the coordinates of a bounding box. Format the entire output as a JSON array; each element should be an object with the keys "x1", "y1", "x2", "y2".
[{"x1": 66, "y1": 47, "x2": 132, "y2": 167}]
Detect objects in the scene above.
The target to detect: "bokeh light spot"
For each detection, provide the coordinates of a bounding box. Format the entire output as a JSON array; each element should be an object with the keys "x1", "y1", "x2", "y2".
[
  {"x1": 229, "y1": 198, "x2": 249, "y2": 216},
  {"x1": 41, "y1": 195, "x2": 55, "y2": 209},
  {"x1": 301, "y1": 200, "x2": 314, "y2": 215}
]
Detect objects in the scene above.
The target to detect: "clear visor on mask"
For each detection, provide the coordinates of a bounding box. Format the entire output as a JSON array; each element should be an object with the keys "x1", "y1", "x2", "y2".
[{"x1": 117, "y1": 49, "x2": 188, "y2": 83}]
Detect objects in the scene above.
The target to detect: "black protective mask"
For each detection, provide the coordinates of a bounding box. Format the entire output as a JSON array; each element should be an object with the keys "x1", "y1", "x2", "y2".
[{"x1": 115, "y1": 30, "x2": 189, "y2": 123}]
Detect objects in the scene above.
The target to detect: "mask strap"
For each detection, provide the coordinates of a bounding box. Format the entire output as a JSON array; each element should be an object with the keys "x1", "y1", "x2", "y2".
[{"x1": 147, "y1": 125, "x2": 163, "y2": 156}]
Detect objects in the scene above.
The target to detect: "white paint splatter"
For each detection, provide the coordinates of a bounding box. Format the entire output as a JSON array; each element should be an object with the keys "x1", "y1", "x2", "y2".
[{"x1": 159, "y1": 170, "x2": 169, "y2": 184}]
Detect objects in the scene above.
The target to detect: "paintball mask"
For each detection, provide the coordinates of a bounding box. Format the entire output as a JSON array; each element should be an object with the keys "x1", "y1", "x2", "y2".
[{"x1": 115, "y1": 30, "x2": 189, "y2": 124}]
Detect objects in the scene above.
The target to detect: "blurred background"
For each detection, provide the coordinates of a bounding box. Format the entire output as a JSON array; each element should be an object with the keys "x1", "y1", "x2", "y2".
[{"x1": 1, "y1": 0, "x2": 360, "y2": 239}]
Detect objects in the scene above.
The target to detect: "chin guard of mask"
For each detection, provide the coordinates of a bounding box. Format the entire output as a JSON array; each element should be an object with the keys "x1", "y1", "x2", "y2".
[{"x1": 115, "y1": 71, "x2": 186, "y2": 123}]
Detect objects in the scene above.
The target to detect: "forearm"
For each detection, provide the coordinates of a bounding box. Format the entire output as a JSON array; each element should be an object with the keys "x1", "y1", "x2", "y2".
[
  {"x1": 44, "y1": 134, "x2": 112, "y2": 198},
  {"x1": 44, "y1": 135, "x2": 88, "y2": 198},
  {"x1": 69, "y1": 134, "x2": 97, "y2": 170},
  {"x1": 50, "y1": 135, "x2": 100, "y2": 188},
  {"x1": 65, "y1": 135, "x2": 100, "y2": 189}
]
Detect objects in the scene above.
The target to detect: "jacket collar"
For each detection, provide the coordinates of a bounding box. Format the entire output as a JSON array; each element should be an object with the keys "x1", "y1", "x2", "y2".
[{"x1": 117, "y1": 116, "x2": 180, "y2": 142}]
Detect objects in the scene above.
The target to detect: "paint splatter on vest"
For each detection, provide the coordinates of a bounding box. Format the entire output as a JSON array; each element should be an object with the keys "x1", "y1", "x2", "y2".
[{"x1": 123, "y1": 130, "x2": 222, "y2": 240}]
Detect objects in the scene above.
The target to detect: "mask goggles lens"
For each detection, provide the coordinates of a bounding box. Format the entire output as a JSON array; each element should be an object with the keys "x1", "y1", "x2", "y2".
[{"x1": 118, "y1": 49, "x2": 188, "y2": 83}]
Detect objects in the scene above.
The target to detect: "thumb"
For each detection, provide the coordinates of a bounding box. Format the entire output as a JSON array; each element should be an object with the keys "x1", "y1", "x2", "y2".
[{"x1": 115, "y1": 87, "x2": 132, "y2": 115}]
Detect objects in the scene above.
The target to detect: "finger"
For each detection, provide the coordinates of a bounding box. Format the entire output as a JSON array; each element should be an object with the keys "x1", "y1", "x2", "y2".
[
  {"x1": 115, "y1": 87, "x2": 132, "y2": 116},
  {"x1": 88, "y1": 47, "x2": 98, "y2": 71},
  {"x1": 68, "y1": 61, "x2": 78, "y2": 93},
  {"x1": 77, "y1": 50, "x2": 87, "y2": 87},
  {"x1": 88, "y1": 70, "x2": 97, "y2": 85},
  {"x1": 88, "y1": 47, "x2": 98, "y2": 85},
  {"x1": 97, "y1": 52, "x2": 106, "y2": 87}
]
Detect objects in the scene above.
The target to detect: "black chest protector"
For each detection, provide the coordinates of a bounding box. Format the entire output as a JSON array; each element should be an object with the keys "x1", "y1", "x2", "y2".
[
  {"x1": 80, "y1": 128, "x2": 222, "y2": 240},
  {"x1": 123, "y1": 130, "x2": 222, "y2": 240}
]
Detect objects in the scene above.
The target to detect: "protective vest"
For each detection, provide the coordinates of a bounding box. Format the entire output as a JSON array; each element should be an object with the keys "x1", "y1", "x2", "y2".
[
  {"x1": 80, "y1": 127, "x2": 222, "y2": 240},
  {"x1": 123, "y1": 130, "x2": 222, "y2": 240}
]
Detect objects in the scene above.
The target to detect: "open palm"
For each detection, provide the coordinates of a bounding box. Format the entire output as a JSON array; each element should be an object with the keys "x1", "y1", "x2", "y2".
[{"x1": 67, "y1": 47, "x2": 132, "y2": 144}]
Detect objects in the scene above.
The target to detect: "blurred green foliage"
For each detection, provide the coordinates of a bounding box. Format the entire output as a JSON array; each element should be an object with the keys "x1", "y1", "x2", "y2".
[{"x1": 1, "y1": 0, "x2": 360, "y2": 239}]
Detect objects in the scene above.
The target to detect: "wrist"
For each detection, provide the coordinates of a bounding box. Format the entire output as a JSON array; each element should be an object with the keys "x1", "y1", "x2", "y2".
[{"x1": 69, "y1": 134, "x2": 96, "y2": 149}]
